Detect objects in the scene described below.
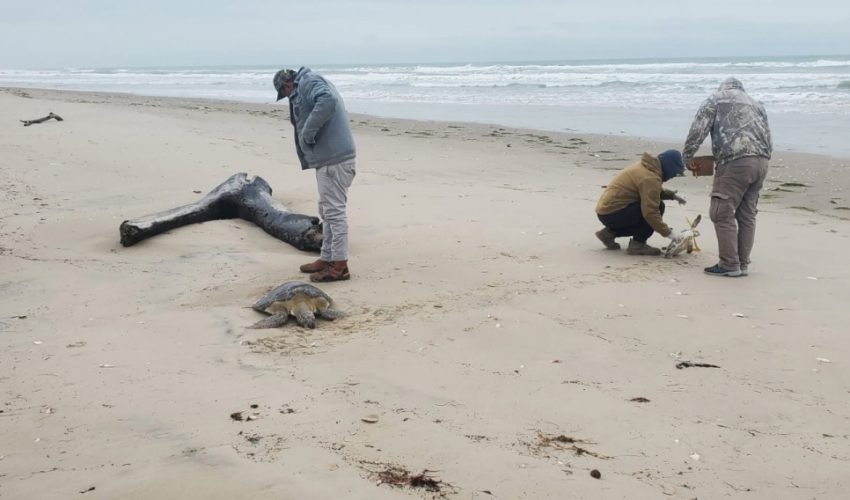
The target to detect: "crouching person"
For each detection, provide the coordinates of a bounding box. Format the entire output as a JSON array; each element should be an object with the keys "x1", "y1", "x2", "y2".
[{"x1": 594, "y1": 150, "x2": 686, "y2": 255}]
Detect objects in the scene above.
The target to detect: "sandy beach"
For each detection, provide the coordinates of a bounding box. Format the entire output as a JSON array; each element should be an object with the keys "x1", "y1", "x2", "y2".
[{"x1": 2, "y1": 87, "x2": 849, "y2": 499}]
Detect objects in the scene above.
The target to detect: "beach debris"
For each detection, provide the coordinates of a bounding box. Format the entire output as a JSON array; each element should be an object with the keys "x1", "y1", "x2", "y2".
[
  {"x1": 664, "y1": 214, "x2": 702, "y2": 258},
  {"x1": 677, "y1": 314, "x2": 690, "y2": 319},
  {"x1": 33, "y1": 340, "x2": 43, "y2": 345},
  {"x1": 66, "y1": 341, "x2": 86, "y2": 348},
  {"x1": 816, "y1": 358, "x2": 832, "y2": 363},
  {"x1": 79, "y1": 486, "x2": 96, "y2": 494},
  {"x1": 119, "y1": 172, "x2": 323, "y2": 251},
  {"x1": 230, "y1": 410, "x2": 259, "y2": 422},
  {"x1": 590, "y1": 469, "x2": 602, "y2": 479},
  {"x1": 241, "y1": 432, "x2": 262, "y2": 444},
  {"x1": 98, "y1": 363, "x2": 115, "y2": 368},
  {"x1": 532, "y1": 432, "x2": 610, "y2": 459},
  {"x1": 381, "y1": 469, "x2": 443, "y2": 492},
  {"x1": 732, "y1": 313, "x2": 746, "y2": 318},
  {"x1": 249, "y1": 281, "x2": 342, "y2": 329},
  {"x1": 807, "y1": 276, "x2": 818, "y2": 280},
  {"x1": 359, "y1": 460, "x2": 453, "y2": 495},
  {"x1": 690, "y1": 453, "x2": 701, "y2": 461},
  {"x1": 630, "y1": 397, "x2": 651, "y2": 403},
  {"x1": 676, "y1": 361, "x2": 720, "y2": 369},
  {"x1": 361, "y1": 414, "x2": 380, "y2": 424},
  {"x1": 20, "y1": 112, "x2": 64, "y2": 126}
]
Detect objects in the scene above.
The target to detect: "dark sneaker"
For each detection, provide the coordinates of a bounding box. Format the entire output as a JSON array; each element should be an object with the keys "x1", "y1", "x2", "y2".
[
  {"x1": 626, "y1": 239, "x2": 661, "y2": 256},
  {"x1": 704, "y1": 264, "x2": 743, "y2": 277},
  {"x1": 595, "y1": 228, "x2": 621, "y2": 250}
]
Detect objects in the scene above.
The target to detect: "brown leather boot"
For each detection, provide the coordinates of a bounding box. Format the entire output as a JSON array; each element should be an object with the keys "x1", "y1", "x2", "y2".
[
  {"x1": 300, "y1": 259, "x2": 330, "y2": 273},
  {"x1": 310, "y1": 260, "x2": 350, "y2": 282}
]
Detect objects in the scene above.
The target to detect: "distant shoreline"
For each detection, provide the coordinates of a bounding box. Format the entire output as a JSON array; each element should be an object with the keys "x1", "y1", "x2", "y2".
[{"x1": 5, "y1": 85, "x2": 850, "y2": 159}]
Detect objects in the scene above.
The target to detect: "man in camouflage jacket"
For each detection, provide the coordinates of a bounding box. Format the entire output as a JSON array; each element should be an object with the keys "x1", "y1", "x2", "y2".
[{"x1": 683, "y1": 77, "x2": 772, "y2": 277}]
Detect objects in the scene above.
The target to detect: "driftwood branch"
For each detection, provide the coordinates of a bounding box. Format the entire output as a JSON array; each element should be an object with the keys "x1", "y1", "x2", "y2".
[
  {"x1": 21, "y1": 112, "x2": 64, "y2": 126},
  {"x1": 119, "y1": 173, "x2": 323, "y2": 252}
]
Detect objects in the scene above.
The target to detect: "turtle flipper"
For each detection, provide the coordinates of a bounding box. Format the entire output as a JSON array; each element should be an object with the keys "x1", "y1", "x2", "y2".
[
  {"x1": 248, "y1": 312, "x2": 290, "y2": 329},
  {"x1": 690, "y1": 214, "x2": 702, "y2": 229},
  {"x1": 317, "y1": 308, "x2": 344, "y2": 321}
]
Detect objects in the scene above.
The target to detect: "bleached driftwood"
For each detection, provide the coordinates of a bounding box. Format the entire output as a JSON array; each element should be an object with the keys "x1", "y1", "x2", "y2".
[
  {"x1": 21, "y1": 112, "x2": 64, "y2": 126},
  {"x1": 119, "y1": 173, "x2": 323, "y2": 252}
]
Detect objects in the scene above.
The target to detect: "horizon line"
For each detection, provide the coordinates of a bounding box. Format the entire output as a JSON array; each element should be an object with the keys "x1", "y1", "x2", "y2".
[{"x1": 4, "y1": 53, "x2": 850, "y2": 72}]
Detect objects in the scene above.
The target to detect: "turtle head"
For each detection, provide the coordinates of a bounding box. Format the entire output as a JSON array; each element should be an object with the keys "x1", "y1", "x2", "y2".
[{"x1": 292, "y1": 302, "x2": 317, "y2": 329}]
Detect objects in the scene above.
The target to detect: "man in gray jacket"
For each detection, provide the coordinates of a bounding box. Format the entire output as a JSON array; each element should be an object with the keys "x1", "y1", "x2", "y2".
[
  {"x1": 683, "y1": 77, "x2": 772, "y2": 277},
  {"x1": 274, "y1": 67, "x2": 356, "y2": 281}
]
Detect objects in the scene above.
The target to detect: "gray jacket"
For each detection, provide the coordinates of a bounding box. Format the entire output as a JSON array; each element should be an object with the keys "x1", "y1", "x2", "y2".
[
  {"x1": 683, "y1": 77, "x2": 772, "y2": 167},
  {"x1": 288, "y1": 67, "x2": 356, "y2": 169}
]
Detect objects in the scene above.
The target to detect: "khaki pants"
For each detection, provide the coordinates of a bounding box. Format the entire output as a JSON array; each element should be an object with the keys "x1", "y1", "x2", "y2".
[
  {"x1": 709, "y1": 156, "x2": 769, "y2": 270},
  {"x1": 315, "y1": 159, "x2": 356, "y2": 262}
]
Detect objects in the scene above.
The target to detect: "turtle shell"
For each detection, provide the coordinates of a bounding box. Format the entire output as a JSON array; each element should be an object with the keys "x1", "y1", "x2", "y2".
[{"x1": 252, "y1": 281, "x2": 333, "y2": 312}]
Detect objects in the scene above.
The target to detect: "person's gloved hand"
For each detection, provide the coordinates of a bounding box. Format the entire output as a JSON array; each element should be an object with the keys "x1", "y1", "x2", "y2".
[
  {"x1": 674, "y1": 193, "x2": 687, "y2": 206},
  {"x1": 667, "y1": 230, "x2": 683, "y2": 243}
]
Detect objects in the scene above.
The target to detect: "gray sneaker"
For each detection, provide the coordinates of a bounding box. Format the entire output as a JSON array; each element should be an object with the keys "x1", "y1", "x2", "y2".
[
  {"x1": 595, "y1": 228, "x2": 621, "y2": 250},
  {"x1": 740, "y1": 265, "x2": 749, "y2": 276},
  {"x1": 704, "y1": 264, "x2": 743, "y2": 277},
  {"x1": 627, "y1": 239, "x2": 661, "y2": 256}
]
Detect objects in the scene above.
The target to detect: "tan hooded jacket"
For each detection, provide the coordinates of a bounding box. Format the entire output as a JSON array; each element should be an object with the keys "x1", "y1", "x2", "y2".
[{"x1": 595, "y1": 153, "x2": 676, "y2": 237}]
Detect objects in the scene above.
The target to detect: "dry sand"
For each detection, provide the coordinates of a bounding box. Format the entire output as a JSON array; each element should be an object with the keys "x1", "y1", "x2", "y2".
[{"x1": 1, "y1": 88, "x2": 849, "y2": 499}]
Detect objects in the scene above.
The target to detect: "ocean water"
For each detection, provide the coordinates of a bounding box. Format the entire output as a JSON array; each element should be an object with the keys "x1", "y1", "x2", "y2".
[{"x1": 3, "y1": 55, "x2": 849, "y2": 157}]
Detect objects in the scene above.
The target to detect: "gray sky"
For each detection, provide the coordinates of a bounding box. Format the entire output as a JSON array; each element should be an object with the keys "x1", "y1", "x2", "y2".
[{"x1": 1, "y1": 0, "x2": 848, "y2": 68}]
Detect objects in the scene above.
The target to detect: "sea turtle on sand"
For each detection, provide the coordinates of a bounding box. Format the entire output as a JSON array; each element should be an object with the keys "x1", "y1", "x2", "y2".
[
  {"x1": 249, "y1": 281, "x2": 343, "y2": 329},
  {"x1": 664, "y1": 214, "x2": 702, "y2": 258}
]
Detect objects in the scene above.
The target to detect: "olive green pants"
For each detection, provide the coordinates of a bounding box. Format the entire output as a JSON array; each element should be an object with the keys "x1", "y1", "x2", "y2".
[{"x1": 709, "y1": 156, "x2": 769, "y2": 271}]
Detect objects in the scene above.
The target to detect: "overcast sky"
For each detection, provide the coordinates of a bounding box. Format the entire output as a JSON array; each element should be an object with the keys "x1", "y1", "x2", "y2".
[{"x1": 1, "y1": 0, "x2": 848, "y2": 68}]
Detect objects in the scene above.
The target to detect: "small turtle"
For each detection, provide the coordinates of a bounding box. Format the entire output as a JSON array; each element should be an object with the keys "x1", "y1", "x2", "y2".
[
  {"x1": 249, "y1": 281, "x2": 343, "y2": 329},
  {"x1": 664, "y1": 214, "x2": 702, "y2": 258}
]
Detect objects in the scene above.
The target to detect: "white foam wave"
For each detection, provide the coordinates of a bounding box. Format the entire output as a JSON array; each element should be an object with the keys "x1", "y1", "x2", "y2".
[{"x1": 2, "y1": 56, "x2": 849, "y2": 114}]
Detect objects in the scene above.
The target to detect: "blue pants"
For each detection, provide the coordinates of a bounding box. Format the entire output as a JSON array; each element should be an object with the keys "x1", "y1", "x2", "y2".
[{"x1": 598, "y1": 201, "x2": 665, "y2": 243}]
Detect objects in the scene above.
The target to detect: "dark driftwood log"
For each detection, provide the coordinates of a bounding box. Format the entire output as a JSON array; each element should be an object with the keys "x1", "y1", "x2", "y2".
[
  {"x1": 21, "y1": 112, "x2": 64, "y2": 126},
  {"x1": 119, "y1": 173, "x2": 323, "y2": 252}
]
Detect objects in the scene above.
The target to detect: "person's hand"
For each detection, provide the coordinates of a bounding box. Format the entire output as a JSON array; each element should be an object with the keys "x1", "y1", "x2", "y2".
[
  {"x1": 667, "y1": 230, "x2": 683, "y2": 243},
  {"x1": 674, "y1": 193, "x2": 687, "y2": 206},
  {"x1": 300, "y1": 136, "x2": 315, "y2": 151}
]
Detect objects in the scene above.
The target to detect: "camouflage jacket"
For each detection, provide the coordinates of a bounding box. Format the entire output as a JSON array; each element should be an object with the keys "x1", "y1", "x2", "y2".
[{"x1": 683, "y1": 77, "x2": 772, "y2": 167}]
